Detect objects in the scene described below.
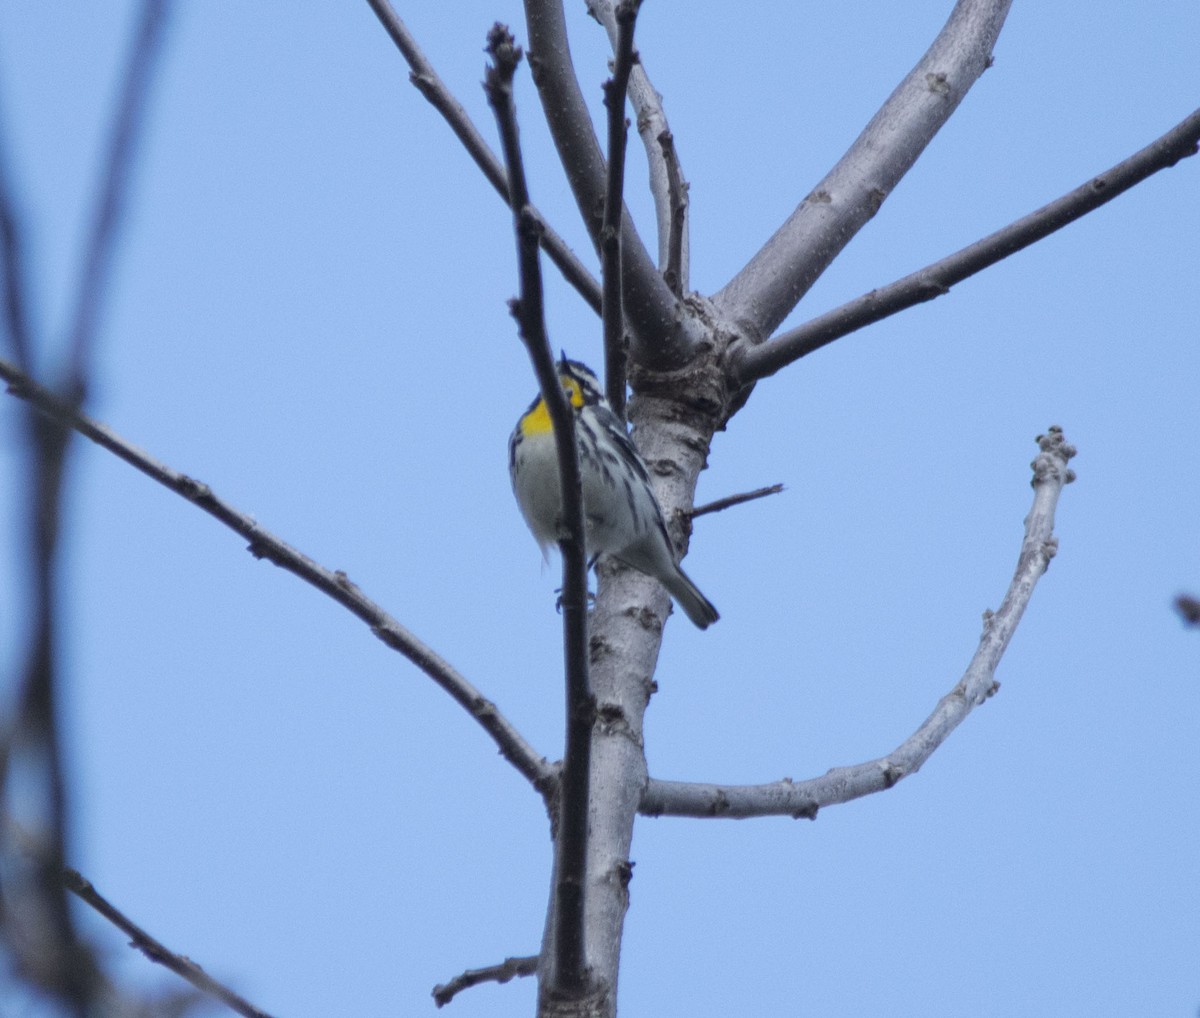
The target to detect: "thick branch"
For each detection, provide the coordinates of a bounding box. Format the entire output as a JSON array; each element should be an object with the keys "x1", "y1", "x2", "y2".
[
  {"x1": 363, "y1": 0, "x2": 601, "y2": 314},
  {"x1": 64, "y1": 868, "x2": 274, "y2": 1018},
  {"x1": 523, "y1": 0, "x2": 704, "y2": 364},
  {"x1": 0, "y1": 356, "x2": 555, "y2": 799},
  {"x1": 735, "y1": 107, "x2": 1200, "y2": 384},
  {"x1": 484, "y1": 27, "x2": 592, "y2": 997},
  {"x1": 432, "y1": 954, "x2": 539, "y2": 1008},
  {"x1": 642, "y1": 427, "x2": 1076, "y2": 820},
  {"x1": 600, "y1": 1, "x2": 639, "y2": 420},
  {"x1": 714, "y1": 0, "x2": 1013, "y2": 342}
]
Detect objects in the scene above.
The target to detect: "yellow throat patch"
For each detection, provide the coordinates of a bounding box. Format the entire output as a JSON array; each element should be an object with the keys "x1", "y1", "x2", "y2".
[{"x1": 521, "y1": 376, "x2": 585, "y2": 436}]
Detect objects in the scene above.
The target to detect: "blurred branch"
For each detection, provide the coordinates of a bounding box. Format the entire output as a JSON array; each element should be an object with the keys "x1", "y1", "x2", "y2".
[
  {"x1": 64, "y1": 869, "x2": 275, "y2": 1018},
  {"x1": 0, "y1": 5, "x2": 170, "y2": 1013},
  {"x1": 735, "y1": 107, "x2": 1200, "y2": 384},
  {"x1": 0, "y1": 355, "x2": 556, "y2": 802},
  {"x1": 686, "y1": 483, "x2": 783, "y2": 520},
  {"x1": 1175, "y1": 594, "x2": 1200, "y2": 627},
  {"x1": 587, "y1": 0, "x2": 688, "y2": 286},
  {"x1": 363, "y1": 0, "x2": 602, "y2": 314},
  {"x1": 714, "y1": 0, "x2": 1013, "y2": 343},
  {"x1": 642, "y1": 427, "x2": 1077, "y2": 819},
  {"x1": 484, "y1": 25, "x2": 592, "y2": 997},
  {"x1": 0, "y1": 111, "x2": 33, "y2": 369},
  {"x1": 65, "y1": 0, "x2": 169, "y2": 386},
  {"x1": 600, "y1": 0, "x2": 640, "y2": 420},
  {"x1": 432, "y1": 953, "x2": 538, "y2": 1008}
]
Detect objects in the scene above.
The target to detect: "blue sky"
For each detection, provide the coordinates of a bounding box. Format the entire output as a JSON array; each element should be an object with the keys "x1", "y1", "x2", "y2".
[{"x1": 1, "y1": 3, "x2": 1198, "y2": 1016}]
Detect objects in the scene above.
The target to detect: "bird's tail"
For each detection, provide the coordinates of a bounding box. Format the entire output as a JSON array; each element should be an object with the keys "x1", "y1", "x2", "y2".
[{"x1": 664, "y1": 565, "x2": 719, "y2": 630}]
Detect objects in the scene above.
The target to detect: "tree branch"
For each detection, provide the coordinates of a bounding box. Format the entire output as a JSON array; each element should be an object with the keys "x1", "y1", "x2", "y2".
[
  {"x1": 656, "y1": 129, "x2": 688, "y2": 297},
  {"x1": 65, "y1": 0, "x2": 169, "y2": 387},
  {"x1": 0, "y1": 7, "x2": 170, "y2": 1013},
  {"x1": 600, "y1": 1, "x2": 640, "y2": 420},
  {"x1": 641, "y1": 427, "x2": 1076, "y2": 820},
  {"x1": 522, "y1": 0, "x2": 704, "y2": 365},
  {"x1": 484, "y1": 26, "x2": 592, "y2": 997},
  {"x1": 735, "y1": 107, "x2": 1200, "y2": 384},
  {"x1": 587, "y1": 0, "x2": 689, "y2": 287},
  {"x1": 0, "y1": 355, "x2": 556, "y2": 801},
  {"x1": 714, "y1": 0, "x2": 1013, "y2": 343},
  {"x1": 63, "y1": 868, "x2": 275, "y2": 1018},
  {"x1": 432, "y1": 953, "x2": 538, "y2": 1008},
  {"x1": 686, "y1": 483, "x2": 783, "y2": 520},
  {"x1": 363, "y1": 0, "x2": 602, "y2": 314},
  {"x1": 0, "y1": 112, "x2": 33, "y2": 370}
]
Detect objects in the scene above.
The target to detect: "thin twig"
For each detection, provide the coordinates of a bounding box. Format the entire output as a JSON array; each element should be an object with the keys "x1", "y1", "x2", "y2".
[
  {"x1": 642, "y1": 427, "x2": 1076, "y2": 819},
  {"x1": 0, "y1": 355, "x2": 556, "y2": 800},
  {"x1": 687, "y1": 483, "x2": 783, "y2": 520},
  {"x1": 587, "y1": 0, "x2": 689, "y2": 288},
  {"x1": 735, "y1": 107, "x2": 1200, "y2": 385},
  {"x1": 600, "y1": 0, "x2": 640, "y2": 420},
  {"x1": 484, "y1": 25, "x2": 592, "y2": 996},
  {"x1": 363, "y1": 0, "x2": 602, "y2": 314},
  {"x1": 64, "y1": 868, "x2": 276, "y2": 1018},
  {"x1": 656, "y1": 129, "x2": 687, "y2": 297},
  {"x1": 65, "y1": 0, "x2": 169, "y2": 387},
  {"x1": 432, "y1": 954, "x2": 538, "y2": 1008}
]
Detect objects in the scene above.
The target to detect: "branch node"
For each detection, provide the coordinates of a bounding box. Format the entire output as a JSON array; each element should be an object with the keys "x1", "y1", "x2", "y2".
[
  {"x1": 1031, "y1": 425, "x2": 1077, "y2": 487},
  {"x1": 484, "y1": 23, "x2": 522, "y2": 84}
]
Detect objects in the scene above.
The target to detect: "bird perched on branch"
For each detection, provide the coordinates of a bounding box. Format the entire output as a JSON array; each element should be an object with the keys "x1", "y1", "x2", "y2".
[{"x1": 509, "y1": 358, "x2": 718, "y2": 629}]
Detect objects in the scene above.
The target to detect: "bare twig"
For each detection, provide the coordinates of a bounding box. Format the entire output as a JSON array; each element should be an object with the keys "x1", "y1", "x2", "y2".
[
  {"x1": 600, "y1": 0, "x2": 640, "y2": 420},
  {"x1": 484, "y1": 26, "x2": 592, "y2": 996},
  {"x1": 714, "y1": 0, "x2": 1013, "y2": 343},
  {"x1": 735, "y1": 107, "x2": 1200, "y2": 384},
  {"x1": 432, "y1": 954, "x2": 538, "y2": 1008},
  {"x1": 642, "y1": 427, "x2": 1076, "y2": 819},
  {"x1": 65, "y1": 0, "x2": 169, "y2": 386},
  {"x1": 656, "y1": 129, "x2": 687, "y2": 296},
  {"x1": 363, "y1": 0, "x2": 601, "y2": 314},
  {"x1": 687, "y1": 484, "x2": 784, "y2": 520},
  {"x1": 0, "y1": 355, "x2": 556, "y2": 800},
  {"x1": 587, "y1": 0, "x2": 689, "y2": 286},
  {"x1": 523, "y1": 0, "x2": 704, "y2": 364},
  {"x1": 64, "y1": 868, "x2": 275, "y2": 1018}
]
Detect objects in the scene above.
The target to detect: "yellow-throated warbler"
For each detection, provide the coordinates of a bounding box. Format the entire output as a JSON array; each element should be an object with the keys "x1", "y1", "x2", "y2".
[{"x1": 509, "y1": 358, "x2": 719, "y2": 629}]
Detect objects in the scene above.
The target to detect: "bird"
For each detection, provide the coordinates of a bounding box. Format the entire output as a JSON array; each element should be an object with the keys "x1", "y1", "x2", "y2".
[{"x1": 509, "y1": 357, "x2": 719, "y2": 629}]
